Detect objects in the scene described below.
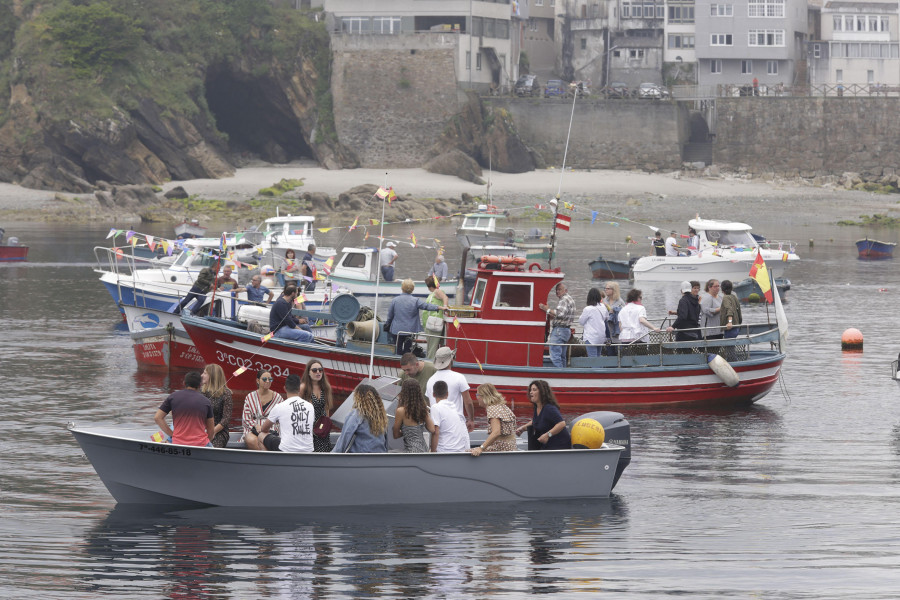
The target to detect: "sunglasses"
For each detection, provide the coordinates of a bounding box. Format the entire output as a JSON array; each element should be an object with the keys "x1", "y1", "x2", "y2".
[
  {"x1": 310, "y1": 368, "x2": 324, "y2": 373},
  {"x1": 260, "y1": 377, "x2": 273, "y2": 382}
]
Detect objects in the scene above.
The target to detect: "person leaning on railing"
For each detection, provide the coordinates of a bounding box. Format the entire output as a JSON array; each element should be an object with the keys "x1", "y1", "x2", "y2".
[{"x1": 618, "y1": 289, "x2": 662, "y2": 344}]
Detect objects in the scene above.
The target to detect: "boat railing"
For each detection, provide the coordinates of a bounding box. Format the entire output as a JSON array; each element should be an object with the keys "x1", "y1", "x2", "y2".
[
  {"x1": 93, "y1": 245, "x2": 182, "y2": 278},
  {"x1": 416, "y1": 321, "x2": 781, "y2": 369}
]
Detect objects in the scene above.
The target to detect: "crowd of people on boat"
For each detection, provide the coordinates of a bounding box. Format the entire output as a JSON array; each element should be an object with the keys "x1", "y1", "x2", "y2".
[{"x1": 151, "y1": 347, "x2": 574, "y2": 454}]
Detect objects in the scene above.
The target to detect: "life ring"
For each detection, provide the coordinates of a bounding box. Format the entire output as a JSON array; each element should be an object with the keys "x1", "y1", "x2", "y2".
[
  {"x1": 514, "y1": 256, "x2": 527, "y2": 265},
  {"x1": 529, "y1": 262, "x2": 543, "y2": 272},
  {"x1": 499, "y1": 255, "x2": 516, "y2": 264},
  {"x1": 480, "y1": 255, "x2": 500, "y2": 264}
]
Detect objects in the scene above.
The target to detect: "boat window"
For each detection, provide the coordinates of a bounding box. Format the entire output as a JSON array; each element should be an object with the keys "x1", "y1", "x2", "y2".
[
  {"x1": 193, "y1": 251, "x2": 220, "y2": 268},
  {"x1": 342, "y1": 252, "x2": 367, "y2": 268},
  {"x1": 494, "y1": 282, "x2": 533, "y2": 309},
  {"x1": 288, "y1": 222, "x2": 310, "y2": 236},
  {"x1": 705, "y1": 230, "x2": 756, "y2": 247},
  {"x1": 462, "y1": 216, "x2": 493, "y2": 231},
  {"x1": 471, "y1": 279, "x2": 488, "y2": 307}
]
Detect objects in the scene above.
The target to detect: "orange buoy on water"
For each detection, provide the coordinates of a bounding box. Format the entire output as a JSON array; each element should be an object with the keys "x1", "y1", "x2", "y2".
[{"x1": 841, "y1": 328, "x2": 864, "y2": 351}]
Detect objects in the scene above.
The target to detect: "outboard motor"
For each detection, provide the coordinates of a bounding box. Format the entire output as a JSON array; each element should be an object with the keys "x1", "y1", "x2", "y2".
[{"x1": 571, "y1": 411, "x2": 631, "y2": 490}]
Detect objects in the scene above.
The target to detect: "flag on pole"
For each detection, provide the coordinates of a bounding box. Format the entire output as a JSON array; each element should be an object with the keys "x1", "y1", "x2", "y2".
[
  {"x1": 106, "y1": 228, "x2": 118, "y2": 239},
  {"x1": 220, "y1": 232, "x2": 227, "y2": 253},
  {"x1": 591, "y1": 211, "x2": 598, "y2": 224},
  {"x1": 555, "y1": 214, "x2": 571, "y2": 231},
  {"x1": 375, "y1": 187, "x2": 389, "y2": 199},
  {"x1": 748, "y1": 251, "x2": 773, "y2": 303},
  {"x1": 387, "y1": 188, "x2": 396, "y2": 204}
]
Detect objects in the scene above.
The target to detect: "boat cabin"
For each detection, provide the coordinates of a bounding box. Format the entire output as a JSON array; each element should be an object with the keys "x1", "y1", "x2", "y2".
[
  {"x1": 331, "y1": 247, "x2": 377, "y2": 281},
  {"x1": 263, "y1": 215, "x2": 317, "y2": 249},
  {"x1": 689, "y1": 218, "x2": 760, "y2": 252},
  {"x1": 444, "y1": 258, "x2": 563, "y2": 367}
]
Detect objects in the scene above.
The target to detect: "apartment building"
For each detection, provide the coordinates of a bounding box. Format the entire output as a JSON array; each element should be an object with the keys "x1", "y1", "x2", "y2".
[
  {"x1": 521, "y1": 0, "x2": 557, "y2": 79},
  {"x1": 321, "y1": 0, "x2": 522, "y2": 92},
  {"x1": 694, "y1": 0, "x2": 808, "y2": 89},
  {"x1": 808, "y1": 0, "x2": 900, "y2": 87}
]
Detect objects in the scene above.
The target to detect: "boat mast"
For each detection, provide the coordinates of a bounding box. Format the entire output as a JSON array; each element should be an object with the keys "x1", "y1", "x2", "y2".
[
  {"x1": 368, "y1": 173, "x2": 390, "y2": 378},
  {"x1": 548, "y1": 90, "x2": 579, "y2": 270}
]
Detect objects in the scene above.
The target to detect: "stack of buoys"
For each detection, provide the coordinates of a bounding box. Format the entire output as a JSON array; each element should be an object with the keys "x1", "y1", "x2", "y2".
[{"x1": 841, "y1": 328, "x2": 863, "y2": 351}]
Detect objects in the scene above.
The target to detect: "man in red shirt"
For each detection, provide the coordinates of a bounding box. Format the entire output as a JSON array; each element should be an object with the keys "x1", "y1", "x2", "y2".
[{"x1": 154, "y1": 371, "x2": 215, "y2": 446}]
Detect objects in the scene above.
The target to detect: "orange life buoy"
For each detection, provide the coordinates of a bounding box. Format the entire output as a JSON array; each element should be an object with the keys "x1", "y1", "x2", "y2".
[
  {"x1": 480, "y1": 255, "x2": 500, "y2": 264},
  {"x1": 529, "y1": 262, "x2": 543, "y2": 272},
  {"x1": 500, "y1": 255, "x2": 516, "y2": 264},
  {"x1": 513, "y1": 256, "x2": 527, "y2": 265}
]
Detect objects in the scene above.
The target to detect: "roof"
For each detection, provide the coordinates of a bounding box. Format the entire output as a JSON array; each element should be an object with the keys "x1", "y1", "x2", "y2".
[
  {"x1": 688, "y1": 218, "x2": 753, "y2": 232},
  {"x1": 264, "y1": 216, "x2": 315, "y2": 224}
]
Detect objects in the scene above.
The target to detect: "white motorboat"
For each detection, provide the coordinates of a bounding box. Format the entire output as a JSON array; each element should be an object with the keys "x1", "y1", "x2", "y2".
[
  {"x1": 630, "y1": 218, "x2": 799, "y2": 282},
  {"x1": 68, "y1": 378, "x2": 629, "y2": 508},
  {"x1": 456, "y1": 206, "x2": 551, "y2": 260},
  {"x1": 227, "y1": 214, "x2": 336, "y2": 269}
]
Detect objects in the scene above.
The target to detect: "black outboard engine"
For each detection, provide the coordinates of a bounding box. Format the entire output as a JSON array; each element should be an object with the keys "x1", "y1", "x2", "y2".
[{"x1": 570, "y1": 411, "x2": 631, "y2": 490}]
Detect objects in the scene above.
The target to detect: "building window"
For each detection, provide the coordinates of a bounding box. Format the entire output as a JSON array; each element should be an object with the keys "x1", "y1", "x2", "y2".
[
  {"x1": 536, "y1": 0, "x2": 543, "y2": 6},
  {"x1": 868, "y1": 70, "x2": 875, "y2": 84},
  {"x1": 629, "y1": 49, "x2": 645, "y2": 58},
  {"x1": 742, "y1": 60, "x2": 752, "y2": 74},
  {"x1": 668, "y1": 4, "x2": 695, "y2": 24},
  {"x1": 372, "y1": 17, "x2": 400, "y2": 35},
  {"x1": 836, "y1": 69, "x2": 843, "y2": 83},
  {"x1": 466, "y1": 51, "x2": 471, "y2": 70},
  {"x1": 342, "y1": 16, "x2": 369, "y2": 34},
  {"x1": 668, "y1": 34, "x2": 695, "y2": 48},
  {"x1": 710, "y1": 3, "x2": 733, "y2": 17},
  {"x1": 881, "y1": 17, "x2": 890, "y2": 32},
  {"x1": 711, "y1": 59, "x2": 722, "y2": 74},
  {"x1": 581, "y1": 38, "x2": 587, "y2": 50},
  {"x1": 813, "y1": 43, "x2": 821, "y2": 58},
  {"x1": 476, "y1": 52, "x2": 482, "y2": 71},
  {"x1": 748, "y1": 30, "x2": 784, "y2": 47},
  {"x1": 767, "y1": 60, "x2": 778, "y2": 75},
  {"x1": 711, "y1": 34, "x2": 733, "y2": 46},
  {"x1": 748, "y1": 0, "x2": 784, "y2": 18},
  {"x1": 833, "y1": 15, "x2": 842, "y2": 32}
]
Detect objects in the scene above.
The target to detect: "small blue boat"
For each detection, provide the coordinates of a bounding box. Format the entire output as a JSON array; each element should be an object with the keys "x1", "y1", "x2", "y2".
[
  {"x1": 589, "y1": 255, "x2": 636, "y2": 280},
  {"x1": 856, "y1": 238, "x2": 896, "y2": 260}
]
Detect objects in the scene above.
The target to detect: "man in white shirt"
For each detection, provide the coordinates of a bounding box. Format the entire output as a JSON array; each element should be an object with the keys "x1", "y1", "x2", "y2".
[
  {"x1": 430, "y1": 380, "x2": 470, "y2": 452},
  {"x1": 665, "y1": 231, "x2": 679, "y2": 257},
  {"x1": 380, "y1": 241, "x2": 398, "y2": 281},
  {"x1": 258, "y1": 374, "x2": 314, "y2": 452},
  {"x1": 425, "y1": 347, "x2": 475, "y2": 431}
]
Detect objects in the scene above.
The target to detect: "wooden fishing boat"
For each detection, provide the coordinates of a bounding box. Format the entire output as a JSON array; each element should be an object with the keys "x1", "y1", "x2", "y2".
[
  {"x1": 0, "y1": 227, "x2": 28, "y2": 262},
  {"x1": 588, "y1": 254, "x2": 635, "y2": 280},
  {"x1": 856, "y1": 238, "x2": 896, "y2": 260}
]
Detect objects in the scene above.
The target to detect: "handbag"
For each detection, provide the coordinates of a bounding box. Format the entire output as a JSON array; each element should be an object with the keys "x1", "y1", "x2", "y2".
[
  {"x1": 313, "y1": 416, "x2": 333, "y2": 439},
  {"x1": 425, "y1": 315, "x2": 444, "y2": 332}
]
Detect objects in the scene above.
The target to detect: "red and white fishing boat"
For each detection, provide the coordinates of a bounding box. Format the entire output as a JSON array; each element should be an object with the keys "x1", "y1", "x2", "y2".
[
  {"x1": 181, "y1": 255, "x2": 787, "y2": 408},
  {"x1": 0, "y1": 227, "x2": 28, "y2": 262}
]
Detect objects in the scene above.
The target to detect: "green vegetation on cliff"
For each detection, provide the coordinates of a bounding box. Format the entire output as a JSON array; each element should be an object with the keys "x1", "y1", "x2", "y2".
[{"x1": 4, "y1": 0, "x2": 333, "y2": 136}]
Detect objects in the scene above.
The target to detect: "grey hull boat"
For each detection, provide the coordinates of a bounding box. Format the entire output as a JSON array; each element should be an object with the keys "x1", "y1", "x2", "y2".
[{"x1": 69, "y1": 425, "x2": 624, "y2": 508}]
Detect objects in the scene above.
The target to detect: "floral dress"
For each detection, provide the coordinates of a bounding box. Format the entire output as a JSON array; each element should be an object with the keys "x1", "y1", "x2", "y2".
[
  {"x1": 241, "y1": 390, "x2": 284, "y2": 442},
  {"x1": 308, "y1": 390, "x2": 333, "y2": 453},
  {"x1": 205, "y1": 389, "x2": 233, "y2": 448},
  {"x1": 484, "y1": 403, "x2": 518, "y2": 452}
]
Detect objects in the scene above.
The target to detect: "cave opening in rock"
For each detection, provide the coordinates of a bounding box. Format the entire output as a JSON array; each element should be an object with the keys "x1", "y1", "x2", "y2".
[{"x1": 205, "y1": 66, "x2": 313, "y2": 164}]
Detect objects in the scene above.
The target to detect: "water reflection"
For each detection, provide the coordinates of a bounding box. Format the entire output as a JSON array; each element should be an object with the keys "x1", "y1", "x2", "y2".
[{"x1": 79, "y1": 499, "x2": 626, "y2": 597}]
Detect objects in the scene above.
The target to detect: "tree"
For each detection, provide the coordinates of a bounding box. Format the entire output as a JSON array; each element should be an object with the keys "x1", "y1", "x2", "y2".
[{"x1": 47, "y1": 2, "x2": 143, "y2": 77}]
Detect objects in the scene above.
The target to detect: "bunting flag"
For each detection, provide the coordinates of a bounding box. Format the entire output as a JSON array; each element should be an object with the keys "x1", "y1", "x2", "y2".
[
  {"x1": 220, "y1": 232, "x2": 227, "y2": 253},
  {"x1": 125, "y1": 230, "x2": 135, "y2": 242},
  {"x1": 410, "y1": 232, "x2": 417, "y2": 247},
  {"x1": 555, "y1": 214, "x2": 571, "y2": 231},
  {"x1": 591, "y1": 211, "x2": 598, "y2": 225},
  {"x1": 453, "y1": 316, "x2": 460, "y2": 329},
  {"x1": 234, "y1": 232, "x2": 245, "y2": 244},
  {"x1": 233, "y1": 366, "x2": 249, "y2": 376},
  {"x1": 387, "y1": 187, "x2": 396, "y2": 204},
  {"x1": 369, "y1": 219, "x2": 380, "y2": 225},
  {"x1": 106, "y1": 228, "x2": 118, "y2": 239},
  {"x1": 782, "y1": 252, "x2": 789, "y2": 262},
  {"x1": 296, "y1": 293, "x2": 307, "y2": 304},
  {"x1": 349, "y1": 217, "x2": 359, "y2": 232},
  {"x1": 564, "y1": 201, "x2": 575, "y2": 210},
  {"x1": 317, "y1": 227, "x2": 334, "y2": 233},
  {"x1": 261, "y1": 333, "x2": 274, "y2": 343},
  {"x1": 364, "y1": 231, "x2": 369, "y2": 241},
  {"x1": 150, "y1": 431, "x2": 166, "y2": 443},
  {"x1": 375, "y1": 187, "x2": 389, "y2": 199},
  {"x1": 534, "y1": 203, "x2": 546, "y2": 210},
  {"x1": 475, "y1": 356, "x2": 484, "y2": 373},
  {"x1": 748, "y1": 251, "x2": 773, "y2": 303},
  {"x1": 161, "y1": 240, "x2": 171, "y2": 255},
  {"x1": 129, "y1": 236, "x2": 138, "y2": 247},
  {"x1": 146, "y1": 235, "x2": 155, "y2": 251},
  {"x1": 323, "y1": 256, "x2": 334, "y2": 275}
]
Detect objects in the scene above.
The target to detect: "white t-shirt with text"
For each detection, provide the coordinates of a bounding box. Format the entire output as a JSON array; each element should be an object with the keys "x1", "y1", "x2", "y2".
[{"x1": 267, "y1": 395, "x2": 314, "y2": 452}]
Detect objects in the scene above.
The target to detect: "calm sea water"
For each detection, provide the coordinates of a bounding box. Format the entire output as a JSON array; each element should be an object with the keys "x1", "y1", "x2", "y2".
[{"x1": 2, "y1": 215, "x2": 900, "y2": 599}]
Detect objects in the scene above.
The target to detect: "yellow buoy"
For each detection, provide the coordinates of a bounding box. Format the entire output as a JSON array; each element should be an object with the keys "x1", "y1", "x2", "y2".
[
  {"x1": 841, "y1": 328, "x2": 863, "y2": 351},
  {"x1": 747, "y1": 292, "x2": 761, "y2": 303},
  {"x1": 571, "y1": 418, "x2": 605, "y2": 449}
]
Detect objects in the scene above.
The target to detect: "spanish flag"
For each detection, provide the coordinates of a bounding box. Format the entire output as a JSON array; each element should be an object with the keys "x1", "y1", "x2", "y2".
[{"x1": 748, "y1": 251, "x2": 773, "y2": 303}]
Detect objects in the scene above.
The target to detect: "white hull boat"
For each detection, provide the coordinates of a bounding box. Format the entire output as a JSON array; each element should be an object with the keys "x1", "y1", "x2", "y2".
[{"x1": 631, "y1": 218, "x2": 799, "y2": 283}]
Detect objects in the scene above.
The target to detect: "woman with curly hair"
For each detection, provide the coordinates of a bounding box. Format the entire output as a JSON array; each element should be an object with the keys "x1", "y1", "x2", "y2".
[
  {"x1": 392, "y1": 379, "x2": 435, "y2": 453},
  {"x1": 200, "y1": 364, "x2": 233, "y2": 448},
  {"x1": 470, "y1": 383, "x2": 518, "y2": 456},
  {"x1": 515, "y1": 379, "x2": 570, "y2": 450},
  {"x1": 331, "y1": 384, "x2": 389, "y2": 453},
  {"x1": 299, "y1": 359, "x2": 334, "y2": 452}
]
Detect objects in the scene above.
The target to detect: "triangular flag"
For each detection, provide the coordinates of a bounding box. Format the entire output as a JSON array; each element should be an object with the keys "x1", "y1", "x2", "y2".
[
  {"x1": 375, "y1": 187, "x2": 389, "y2": 199},
  {"x1": 106, "y1": 228, "x2": 118, "y2": 239},
  {"x1": 323, "y1": 256, "x2": 334, "y2": 275},
  {"x1": 296, "y1": 293, "x2": 307, "y2": 304},
  {"x1": 369, "y1": 219, "x2": 380, "y2": 225},
  {"x1": 364, "y1": 231, "x2": 369, "y2": 241},
  {"x1": 591, "y1": 211, "x2": 598, "y2": 225},
  {"x1": 748, "y1": 251, "x2": 774, "y2": 303},
  {"x1": 410, "y1": 232, "x2": 417, "y2": 247},
  {"x1": 348, "y1": 217, "x2": 359, "y2": 232},
  {"x1": 129, "y1": 236, "x2": 138, "y2": 247},
  {"x1": 233, "y1": 366, "x2": 248, "y2": 376},
  {"x1": 475, "y1": 357, "x2": 484, "y2": 373},
  {"x1": 150, "y1": 431, "x2": 166, "y2": 443},
  {"x1": 161, "y1": 240, "x2": 171, "y2": 255},
  {"x1": 453, "y1": 316, "x2": 460, "y2": 329},
  {"x1": 146, "y1": 235, "x2": 156, "y2": 251},
  {"x1": 261, "y1": 333, "x2": 274, "y2": 343},
  {"x1": 387, "y1": 188, "x2": 396, "y2": 204},
  {"x1": 318, "y1": 227, "x2": 333, "y2": 233}
]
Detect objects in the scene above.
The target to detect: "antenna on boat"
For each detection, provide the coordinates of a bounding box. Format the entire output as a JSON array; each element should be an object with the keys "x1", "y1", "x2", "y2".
[
  {"x1": 547, "y1": 90, "x2": 579, "y2": 269},
  {"x1": 367, "y1": 172, "x2": 390, "y2": 378}
]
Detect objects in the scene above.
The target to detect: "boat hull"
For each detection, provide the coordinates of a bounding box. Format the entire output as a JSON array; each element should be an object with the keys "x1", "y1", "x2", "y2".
[
  {"x1": 856, "y1": 239, "x2": 896, "y2": 260},
  {"x1": 589, "y1": 256, "x2": 632, "y2": 280},
  {"x1": 69, "y1": 426, "x2": 623, "y2": 507},
  {"x1": 0, "y1": 245, "x2": 28, "y2": 262},
  {"x1": 181, "y1": 315, "x2": 785, "y2": 408},
  {"x1": 632, "y1": 254, "x2": 790, "y2": 282},
  {"x1": 131, "y1": 328, "x2": 206, "y2": 370}
]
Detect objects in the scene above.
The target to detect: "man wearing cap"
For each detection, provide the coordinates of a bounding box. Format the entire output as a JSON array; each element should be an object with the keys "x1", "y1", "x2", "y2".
[
  {"x1": 380, "y1": 241, "x2": 398, "y2": 281},
  {"x1": 539, "y1": 282, "x2": 575, "y2": 368},
  {"x1": 669, "y1": 280, "x2": 702, "y2": 342},
  {"x1": 426, "y1": 347, "x2": 475, "y2": 432},
  {"x1": 427, "y1": 254, "x2": 448, "y2": 282}
]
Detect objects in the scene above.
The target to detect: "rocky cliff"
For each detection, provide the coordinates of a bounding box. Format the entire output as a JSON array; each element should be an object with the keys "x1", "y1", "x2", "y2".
[{"x1": 0, "y1": 0, "x2": 357, "y2": 194}]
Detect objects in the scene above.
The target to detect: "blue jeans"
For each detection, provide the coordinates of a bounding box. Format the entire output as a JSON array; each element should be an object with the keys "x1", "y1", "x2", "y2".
[
  {"x1": 586, "y1": 344, "x2": 601, "y2": 358},
  {"x1": 274, "y1": 326, "x2": 314, "y2": 343},
  {"x1": 724, "y1": 327, "x2": 740, "y2": 339},
  {"x1": 548, "y1": 326, "x2": 571, "y2": 368},
  {"x1": 381, "y1": 265, "x2": 395, "y2": 282}
]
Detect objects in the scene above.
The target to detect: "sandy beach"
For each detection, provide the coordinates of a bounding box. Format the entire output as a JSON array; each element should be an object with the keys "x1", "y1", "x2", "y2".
[{"x1": 1, "y1": 161, "x2": 896, "y2": 227}]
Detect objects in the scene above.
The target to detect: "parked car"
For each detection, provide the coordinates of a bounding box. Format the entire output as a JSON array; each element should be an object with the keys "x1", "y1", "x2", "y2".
[
  {"x1": 515, "y1": 75, "x2": 540, "y2": 97},
  {"x1": 606, "y1": 82, "x2": 631, "y2": 99},
  {"x1": 638, "y1": 82, "x2": 671, "y2": 100},
  {"x1": 567, "y1": 80, "x2": 591, "y2": 98},
  {"x1": 544, "y1": 79, "x2": 566, "y2": 97}
]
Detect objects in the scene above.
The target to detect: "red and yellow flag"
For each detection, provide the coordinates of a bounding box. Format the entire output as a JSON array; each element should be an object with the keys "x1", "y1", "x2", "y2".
[{"x1": 748, "y1": 251, "x2": 773, "y2": 303}]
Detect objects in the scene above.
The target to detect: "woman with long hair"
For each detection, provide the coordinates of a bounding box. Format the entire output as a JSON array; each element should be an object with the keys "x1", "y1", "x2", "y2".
[
  {"x1": 421, "y1": 275, "x2": 451, "y2": 360},
  {"x1": 578, "y1": 287, "x2": 609, "y2": 357},
  {"x1": 392, "y1": 379, "x2": 435, "y2": 453},
  {"x1": 201, "y1": 364, "x2": 233, "y2": 448},
  {"x1": 241, "y1": 370, "x2": 284, "y2": 450},
  {"x1": 279, "y1": 248, "x2": 301, "y2": 286},
  {"x1": 470, "y1": 383, "x2": 518, "y2": 456},
  {"x1": 299, "y1": 359, "x2": 334, "y2": 452},
  {"x1": 603, "y1": 281, "x2": 626, "y2": 341},
  {"x1": 331, "y1": 384, "x2": 389, "y2": 453},
  {"x1": 515, "y1": 380, "x2": 571, "y2": 450}
]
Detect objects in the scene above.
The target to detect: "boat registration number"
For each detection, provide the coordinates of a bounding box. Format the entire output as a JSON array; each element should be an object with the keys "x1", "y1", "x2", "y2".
[
  {"x1": 215, "y1": 350, "x2": 291, "y2": 377},
  {"x1": 138, "y1": 443, "x2": 192, "y2": 456}
]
